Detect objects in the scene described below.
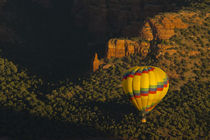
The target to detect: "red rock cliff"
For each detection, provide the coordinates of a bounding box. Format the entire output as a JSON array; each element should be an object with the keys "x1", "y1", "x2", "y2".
[
  {"x1": 140, "y1": 13, "x2": 189, "y2": 41},
  {"x1": 93, "y1": 53, "x2": 104, "y2": 72},
  {"x1": 140, "y1": 12, "x2": 189, "y2": 58},
  {"x1": 92, "y1": 11, "x2": 204, "y2": 72},
  {"x1": 106, "y1": 39, "x2": 150, "y2": 59}
]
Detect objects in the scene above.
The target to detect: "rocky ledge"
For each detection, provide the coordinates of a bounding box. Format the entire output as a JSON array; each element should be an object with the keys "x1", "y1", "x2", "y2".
[{"x1": 93, "y1": 11, "x2": 209, "y2": 72}]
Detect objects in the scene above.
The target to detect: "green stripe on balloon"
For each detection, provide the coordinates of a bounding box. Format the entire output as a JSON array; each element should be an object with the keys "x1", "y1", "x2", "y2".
[
  {"x1": 140, "y1": 88, "x2": 149, "y2": 91},
  {"x1": 133, "y1": 90, "x2": 140, "y2": 94},
  {"x1": 150, "y1": 85, "x2": 157, "y2": 88},
  {"x1": 157, "y1": 82, "x2": 164, "y2": 85}
]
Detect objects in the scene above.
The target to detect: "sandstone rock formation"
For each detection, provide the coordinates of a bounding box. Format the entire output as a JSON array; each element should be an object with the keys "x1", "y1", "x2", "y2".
[
  {"x1": 93, "y1": 38, "x2": 152, "y2": 71},
  {"x1": 106, "y1": 39, "x2": 150, "y2": 59},
  {"x1": 92, "y1": 11, "x2": 195, "y2": 72},
  {"x1": 138, "y1": 13, "x2": 189, "y2": 59},
  {"x1": 93, "y1": 53, "x2": 104, "y2": 72},
  {"x1": 140, "y1": 22, "x2": 153, "y2": 41},
  {"x1": 140, "y1": 14, "x2": 189, "y2": 41},
  {"x1": 126, "y1": 40, "x2": 139, "y2": 55},
  {"x1": 107, "y1": 39, "x2": 125, "y2": 59}
]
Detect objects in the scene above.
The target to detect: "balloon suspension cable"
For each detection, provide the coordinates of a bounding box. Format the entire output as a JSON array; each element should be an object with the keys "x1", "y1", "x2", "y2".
[{"x1": 142, "y1": 112, "x2": 146, "y2": 123}]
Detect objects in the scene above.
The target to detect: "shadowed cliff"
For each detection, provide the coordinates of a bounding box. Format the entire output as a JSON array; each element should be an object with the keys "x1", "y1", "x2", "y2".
[
  {"x1": 0, "y1": 0, "x2": 197, "y2": 82},
  {"x1": 1, "y1": 0, "x2": 92, "y2": 82}
]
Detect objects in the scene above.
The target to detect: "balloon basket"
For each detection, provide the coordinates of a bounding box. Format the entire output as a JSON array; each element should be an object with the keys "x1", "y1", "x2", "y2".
[
  {"x1": 141, "y1": 118, "x2": 146, "y2": 123},
  {"x1": 141, "y1": 112, "x2": 147, "y2": 123}
]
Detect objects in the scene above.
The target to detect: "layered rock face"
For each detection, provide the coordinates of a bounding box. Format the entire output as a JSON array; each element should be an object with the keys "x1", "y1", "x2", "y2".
[
  {"x1": 106, "y1": 39, "x2": 150, "y2": 59},
  {"x1": 104, "y1": 13, "x2": 189, "y2": 60},
  {"x1": 141, "y1": 14, "x2": 189, "y2": 41},
  {"x1": 140, "y1": 13, "x2": 189, "y2": 58},
  {"x1": 92, "y1": 39, "x2": 151, "y2": 71},
  {"x1": 107, "y1": 39, "x2": 126, "y2": 59},
  {"x1": 92, "y1": 12, "x2": 192, "y2": 71}
]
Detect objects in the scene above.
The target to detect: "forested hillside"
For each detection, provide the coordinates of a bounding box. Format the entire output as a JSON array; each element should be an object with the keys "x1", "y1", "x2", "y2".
[{"x1": 0, "y1": 0, "x2": 209, "y2": 139}]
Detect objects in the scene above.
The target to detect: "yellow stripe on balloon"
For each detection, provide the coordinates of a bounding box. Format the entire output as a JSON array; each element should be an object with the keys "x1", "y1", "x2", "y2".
[
  {"x1": 130, "y1": 98, "x2": 141, "y2": 111},
  {"x1": 133, "y1": 67, "x2": 144, "y2": 111},
  {"x1": 152, "y1": 68, "x2": 160, "y2": 104},
  {"x1": 140, "y1": 67, "x2": 149, "y2": 110},
  {"x1": 155, "y1": 68, "x2": 167, "y2": 103},
  {"x1": 147, "y1": 69, "x2": 157, "y2": 108},
  {"x1": 128, "y1": 67, "x2": 141, "y2": 110},
  {"x1": 123, "y1": 77, "x2": 140, "y2": 110}
]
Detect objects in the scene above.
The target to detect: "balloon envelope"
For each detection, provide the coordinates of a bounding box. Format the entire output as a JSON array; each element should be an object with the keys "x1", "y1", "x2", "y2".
[{"x1": 122, "y1": 66, "x2": 169, "y2": 113}]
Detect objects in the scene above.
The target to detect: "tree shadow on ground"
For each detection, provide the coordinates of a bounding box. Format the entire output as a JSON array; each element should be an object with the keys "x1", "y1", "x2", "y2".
[
  {"x1": 81, "y1": 98, "x2": 140, "y2": 123},
  {"x1": 0, "y1": 107, "x2": 115, "y2": 140},
  {"x1": 81, "y1": 97, "x2": 163, "y2": 125}
]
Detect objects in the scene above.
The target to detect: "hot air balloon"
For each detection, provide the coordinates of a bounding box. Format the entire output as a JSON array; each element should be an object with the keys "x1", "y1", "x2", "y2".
[{"x1": 122, "y1": 66, "x2": 169, "y2": 123}]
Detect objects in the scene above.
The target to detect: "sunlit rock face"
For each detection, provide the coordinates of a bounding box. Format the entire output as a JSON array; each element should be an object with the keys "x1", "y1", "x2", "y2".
[
  {"x1": 140, "y1": 22, "x2": 154, "y2": 41},
  {"x1": 92, "y1": 11, "x2": 201, "y2": 72},
  {"x1": 141, "y1": 14, "x2": 189, "y2": 40},
  {"x1": 107, "y1": 39, "x2": 126, "y2": 59},
  {"x1": 93, "y1": 53, "x2": 104, "y2": 72},
  {"x1": 139, "y1": 13, "x2": 189, "y2": 58},
  {"x1": 106, "y1": 39, "x2": 150, "y2": 59},
  {"x1": 92, "y1": 38, "x2": 151, "y2": 71}
]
